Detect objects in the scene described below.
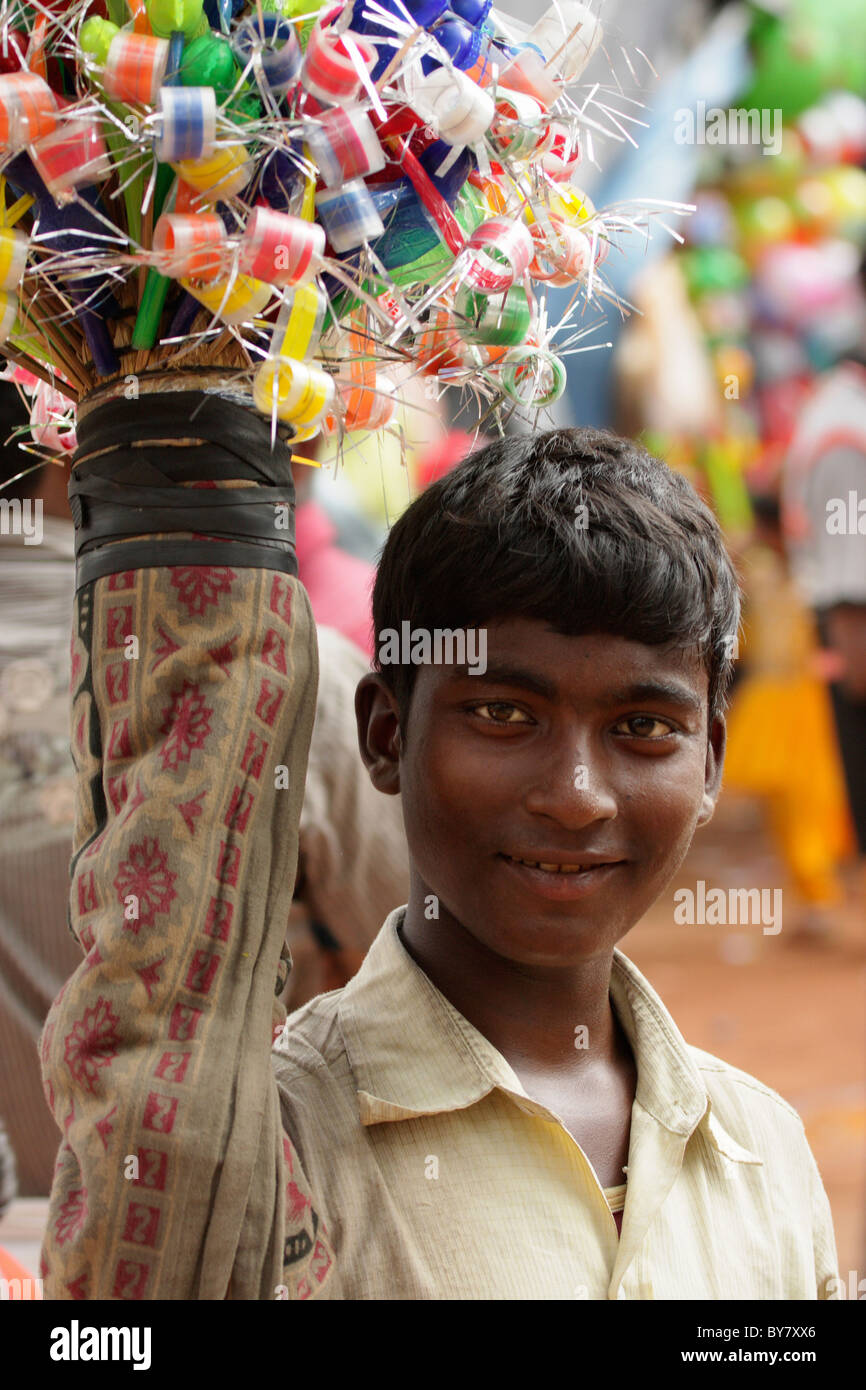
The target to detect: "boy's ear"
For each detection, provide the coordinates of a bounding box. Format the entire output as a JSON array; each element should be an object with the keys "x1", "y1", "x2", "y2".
[
  {"x1": 355, "y1": 672, "x2": 402, "y2": 795},
  {"x1": 697, "y1": 714, "x2": 726, "y2": 827}
]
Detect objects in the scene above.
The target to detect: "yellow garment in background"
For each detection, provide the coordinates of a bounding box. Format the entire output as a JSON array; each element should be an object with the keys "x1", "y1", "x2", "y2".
[
  {"x1": 725, "y1": 673, "x2": 853, "y2": 902},
  {"x1": 724, "y1": 547, "x2": 853, "y2": 903}
]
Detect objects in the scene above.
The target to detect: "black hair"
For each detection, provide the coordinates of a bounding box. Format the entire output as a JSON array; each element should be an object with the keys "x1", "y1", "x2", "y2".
[{"x1": 372, "y1": 427, "x2": 741, "y2": 728}]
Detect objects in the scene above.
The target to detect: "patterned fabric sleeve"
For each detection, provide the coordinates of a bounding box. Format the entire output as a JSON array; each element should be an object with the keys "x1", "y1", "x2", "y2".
[{"x1": 39, "y1": 544, "x2": 334, "y2": 1299}]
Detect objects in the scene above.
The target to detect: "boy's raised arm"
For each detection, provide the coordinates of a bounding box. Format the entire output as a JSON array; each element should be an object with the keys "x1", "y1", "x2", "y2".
[{"x1": 39, "y1": 392, "x2": 332, "y2": 1300}]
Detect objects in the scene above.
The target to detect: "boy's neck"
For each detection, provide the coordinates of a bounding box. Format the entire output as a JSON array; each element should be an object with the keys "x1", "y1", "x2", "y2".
[{"x1": 399, "y1": 892, "x2": 623, "y2": 1077}]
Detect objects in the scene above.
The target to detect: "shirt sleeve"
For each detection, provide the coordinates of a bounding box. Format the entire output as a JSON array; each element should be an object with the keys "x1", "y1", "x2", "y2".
[
  {"x1": 805, "y1": 1138, "x2": 841, "y2": 1300},
  {"x1": 39, "y1": 557, "x2": 334, "y2": 1300}
]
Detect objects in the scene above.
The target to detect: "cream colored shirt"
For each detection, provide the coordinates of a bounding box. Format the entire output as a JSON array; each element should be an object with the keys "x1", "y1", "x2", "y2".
[{"x1": 273, "y1": 907, "x2": 839, "y2": 1300}]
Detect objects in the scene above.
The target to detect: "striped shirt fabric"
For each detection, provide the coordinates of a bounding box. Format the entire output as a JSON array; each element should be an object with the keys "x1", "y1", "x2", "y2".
[{"x1": 273, "y1": 907, "x2": 840, "y2": 1300}]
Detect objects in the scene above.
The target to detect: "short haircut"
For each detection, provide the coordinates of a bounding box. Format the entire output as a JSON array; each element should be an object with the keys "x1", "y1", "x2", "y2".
[{"x1": 372, "y1": 427, "x2": 741, "y2": 728}]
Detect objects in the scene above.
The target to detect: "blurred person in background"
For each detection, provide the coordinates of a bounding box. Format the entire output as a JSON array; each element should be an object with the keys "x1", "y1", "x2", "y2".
[
  {"x1": 283, "y1": 620, "x2": 409, "y2": 1010},
  {"x1": 291, "y1": 443, "x2": 377, "y2": 661},
  {"x1": 781, "y1": 309, "x2": 866, "y2": 871},
  {"x1": 722, "y1": 494, "x2": 855, "y2": 935},
  {"x1": 0, "y1": 377, "x2": 81, "y2": 1200}
]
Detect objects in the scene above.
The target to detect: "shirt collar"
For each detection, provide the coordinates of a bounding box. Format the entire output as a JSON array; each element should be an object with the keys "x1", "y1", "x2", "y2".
[
  {"x1": 338, "y1": 908, "x2": 761, "y2": 1166},
  {"x1": 339, "y1": 909, "x2": 521, "y2": 1123}
]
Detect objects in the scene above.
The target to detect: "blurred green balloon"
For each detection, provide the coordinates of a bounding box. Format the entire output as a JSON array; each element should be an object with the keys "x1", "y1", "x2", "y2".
[
  {"x1": 679, "y1": 245, "x2": 750, "y2": 297},
  {"x1": 742, "y1": 0, "x2": 866, "y2": 120}
]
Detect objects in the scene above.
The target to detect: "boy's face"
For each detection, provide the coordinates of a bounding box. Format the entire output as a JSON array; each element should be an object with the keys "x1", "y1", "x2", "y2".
[{"x1": 358, "y1": 617, "x2": 725, "y2": 966}]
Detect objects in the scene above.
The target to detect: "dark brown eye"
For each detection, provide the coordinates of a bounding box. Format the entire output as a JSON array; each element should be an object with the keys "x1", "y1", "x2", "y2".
[
  {"x1": 614, "y1": 716, "x2": 674, "y2": 739},
  {"x1": 474, "y1": 702, "x2": 532, "y2": 724}
]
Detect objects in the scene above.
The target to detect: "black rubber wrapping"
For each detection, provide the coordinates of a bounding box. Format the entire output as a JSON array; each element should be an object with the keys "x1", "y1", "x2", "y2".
[
  {"x1": 73, "y1": 390, "x2": 295, "y2": 467},
  {"x1": 69, "y1": 391, "x2": 299, "y2": 590},
  {"x1": 74, "y1": 538, "x2": 301, "y2": 589}
]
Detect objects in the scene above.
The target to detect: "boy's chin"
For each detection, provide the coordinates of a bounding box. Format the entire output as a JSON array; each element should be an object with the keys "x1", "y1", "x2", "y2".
[{"x1": 463, "y1": 912, "x2": 631, "y2": 969}]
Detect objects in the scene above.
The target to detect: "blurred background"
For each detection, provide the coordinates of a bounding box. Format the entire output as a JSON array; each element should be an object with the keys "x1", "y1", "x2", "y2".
[{"x1": 1, "y1": 0, "x2": 864, "y2": 1293}]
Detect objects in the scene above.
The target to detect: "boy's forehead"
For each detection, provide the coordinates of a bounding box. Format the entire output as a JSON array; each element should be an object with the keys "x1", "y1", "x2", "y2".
[{"x1": 441, "y1": 617, "x2": 710, "y2": 703}]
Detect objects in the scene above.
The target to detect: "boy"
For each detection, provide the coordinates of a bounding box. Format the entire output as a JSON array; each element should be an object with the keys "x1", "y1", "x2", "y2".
[{"x1": 40, "y1": 420, "x2": 838, "y2": 1299}]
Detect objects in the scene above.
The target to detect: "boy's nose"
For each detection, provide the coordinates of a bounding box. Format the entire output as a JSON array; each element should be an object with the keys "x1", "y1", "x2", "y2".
[{"x1": 523, "y1": 744, "x2": 618, "y2": 828}]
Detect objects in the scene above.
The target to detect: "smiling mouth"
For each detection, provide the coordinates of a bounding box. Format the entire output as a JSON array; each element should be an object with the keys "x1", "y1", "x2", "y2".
[{"x1": 501, "y1": 854, "x2": 622, "y2": 875}]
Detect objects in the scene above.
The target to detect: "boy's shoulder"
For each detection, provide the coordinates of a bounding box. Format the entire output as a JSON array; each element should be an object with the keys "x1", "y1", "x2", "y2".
[
  {"x1": 611, "y1": 949, "x2": 809, "y2": 1150},
  {"x1": 688, "y1": 1044, "x2": 800, "y2": 1117},
  {"x1": 273, "y1": 986, "x2": 352, "y2": 1083},
  {"x1": 686, "y1": 1042, "x2": 810, "y2": 1154}
]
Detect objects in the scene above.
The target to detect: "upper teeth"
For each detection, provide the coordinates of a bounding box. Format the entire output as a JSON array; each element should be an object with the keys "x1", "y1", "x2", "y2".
[{"x1": 511, "y1": 857, "x2": 596, "y2": 873}]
